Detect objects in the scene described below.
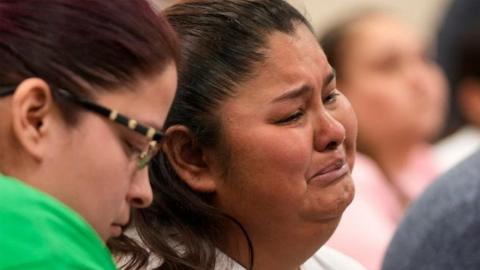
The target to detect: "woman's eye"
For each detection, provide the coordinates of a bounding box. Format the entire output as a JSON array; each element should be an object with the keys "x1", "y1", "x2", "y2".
[
  {"x1": 123, "y1": 140, "x2": 142, "y2": 156},
  {"x1": 324, "y1": 90, "x2": 340, "y2": 105},
  {"x1": 276, "y1": 109, "x2": 305, "y2": 124}
]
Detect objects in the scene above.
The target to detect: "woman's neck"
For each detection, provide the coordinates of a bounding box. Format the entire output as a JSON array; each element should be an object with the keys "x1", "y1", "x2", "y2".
[{"x1": 217, "y1": 220, "x2": 329, "y2": 270}]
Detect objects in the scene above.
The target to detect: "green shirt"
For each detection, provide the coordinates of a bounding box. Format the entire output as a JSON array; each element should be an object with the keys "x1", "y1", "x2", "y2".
[{"x1": 0, "y1": 174, "x2": 116, "y2": 269}]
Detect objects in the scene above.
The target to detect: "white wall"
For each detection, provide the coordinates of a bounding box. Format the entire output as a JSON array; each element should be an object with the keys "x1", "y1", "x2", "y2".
[{"x1": 289, "y1": 0, "x2": 453, "y2": 41}]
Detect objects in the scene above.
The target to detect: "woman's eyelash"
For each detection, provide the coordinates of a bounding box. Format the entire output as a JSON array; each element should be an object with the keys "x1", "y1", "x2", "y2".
[
  {"x1": 276, "y1": 109, "x2": 305, "y2": 124},
  {"x1": 123, "y1": 140, "x2": 142, "y2": 155},
  {"x1": 274, "y1": 90, "x2": 339, "y2": 125},
  {"x1": 324, "y1": 91, "x2": 340, "y2": 104}
]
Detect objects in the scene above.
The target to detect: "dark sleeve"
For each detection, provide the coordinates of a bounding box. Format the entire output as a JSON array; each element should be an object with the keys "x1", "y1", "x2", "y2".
[{"x1": 382, "y1": 150, "x2": 480, "y2": 270}]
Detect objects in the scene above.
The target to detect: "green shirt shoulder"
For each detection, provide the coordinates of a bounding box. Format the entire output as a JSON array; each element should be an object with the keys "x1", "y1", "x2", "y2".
[{"x1": 0, "y1": 174, "x2": 116, "y2": 269}]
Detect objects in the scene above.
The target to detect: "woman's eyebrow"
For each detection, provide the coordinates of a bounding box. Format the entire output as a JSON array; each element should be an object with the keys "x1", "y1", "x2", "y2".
[
  {"x1": 271, "y1": 85, "x2": 312, "y2": 103},
  {"x1": 270, "y1": 70, "x2": 336, "y2": 103},
  {"x1": 323, "y1": 69, "x2": 336, "y2": 88}
]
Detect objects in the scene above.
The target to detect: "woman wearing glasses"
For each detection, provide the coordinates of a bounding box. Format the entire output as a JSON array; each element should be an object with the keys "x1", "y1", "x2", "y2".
[
  {"x1": 0, "y1": 0, "x2": 178, "y2": 269},
  {"x1": 119, "y1": 0, "x2": 365, "y2": 269}
]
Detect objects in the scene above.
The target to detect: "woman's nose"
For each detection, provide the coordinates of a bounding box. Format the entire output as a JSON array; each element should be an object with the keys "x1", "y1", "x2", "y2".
[
  {"x1": 128, "y1": 169, "x2": 154, "y2": 208},
  {"x1": 313, "y1": 110, "x2": 346, "y2": 152}
]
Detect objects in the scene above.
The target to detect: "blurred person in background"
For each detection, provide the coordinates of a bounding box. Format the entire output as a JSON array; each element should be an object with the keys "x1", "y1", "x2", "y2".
[
  {"x1": 381, "y1": 2, "x2": 480, "y2": 269},
  {"x1": 319, "y1": 11, "x2": 448, "y2": 270},
  {"x1": 0, "y1": 0, "x2": 178, "y2": 269},
  {"x1": 433, "y1": 0, "x2": 480, "y2": 173}
]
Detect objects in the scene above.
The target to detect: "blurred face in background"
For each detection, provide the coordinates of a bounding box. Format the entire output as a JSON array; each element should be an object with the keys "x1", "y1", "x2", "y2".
[{"x1": 335, "y1": 14, "x2": 447, "y2": 150}]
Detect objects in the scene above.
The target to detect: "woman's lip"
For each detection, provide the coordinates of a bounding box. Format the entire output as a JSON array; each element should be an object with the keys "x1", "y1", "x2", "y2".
[
  {"x1": 308, "y1": 162, "x2": 349, "y2": 186},
  {"x1": 110, "y1": 224, "x2": 123, "y2": 237},
  {"x1": 317, "y1": 159, "x2": 344, "y2": 174}
]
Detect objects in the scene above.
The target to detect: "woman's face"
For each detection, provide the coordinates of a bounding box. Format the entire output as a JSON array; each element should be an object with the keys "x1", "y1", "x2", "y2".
[
  {"x1": 48, "y1": 64, "x2": 177, "y2": 241},
  {"x1": 337, "y1": 15, "x2": 447, "y2": 148},
  {"x1": 211, "y1": 24, "x2": 357, "y2": 252}
]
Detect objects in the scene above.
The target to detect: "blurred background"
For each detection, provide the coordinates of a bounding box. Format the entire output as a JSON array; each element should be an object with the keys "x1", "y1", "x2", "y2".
[{"x1": 290, "y1": 0, "x2": 452, "y2": 40}]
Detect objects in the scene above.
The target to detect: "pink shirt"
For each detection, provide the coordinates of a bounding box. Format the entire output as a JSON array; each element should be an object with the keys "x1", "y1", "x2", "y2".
[
  {"x1": 326, "y1": 149, "x2": 437, "y2": 270},
  {"x1": 393, "y1": 145, "x2": 439, "y2": 201}
]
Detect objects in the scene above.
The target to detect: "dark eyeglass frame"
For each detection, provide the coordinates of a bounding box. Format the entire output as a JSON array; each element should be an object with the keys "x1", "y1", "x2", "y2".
[{"x1": 0, "y1": 85, "x2": 164, "y2": 169}]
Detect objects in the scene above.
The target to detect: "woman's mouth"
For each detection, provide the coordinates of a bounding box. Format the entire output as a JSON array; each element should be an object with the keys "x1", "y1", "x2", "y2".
[{"x1": 308, "y1": 159, "x2": 349, "y2": 186}]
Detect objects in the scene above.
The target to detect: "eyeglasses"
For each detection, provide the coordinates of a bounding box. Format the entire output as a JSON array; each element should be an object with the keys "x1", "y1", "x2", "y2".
[{"x1": 0, "y1": 85, "x2": 164, "y2": 169}]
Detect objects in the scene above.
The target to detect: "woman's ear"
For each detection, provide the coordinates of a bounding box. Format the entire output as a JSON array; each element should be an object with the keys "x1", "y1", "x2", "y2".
[
  {"x1": 10, "y1": 78, "x2": 56, "y2": 162},
  {"x1": 162, "y1": 125, "x2": 217, "y2": 193}
]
